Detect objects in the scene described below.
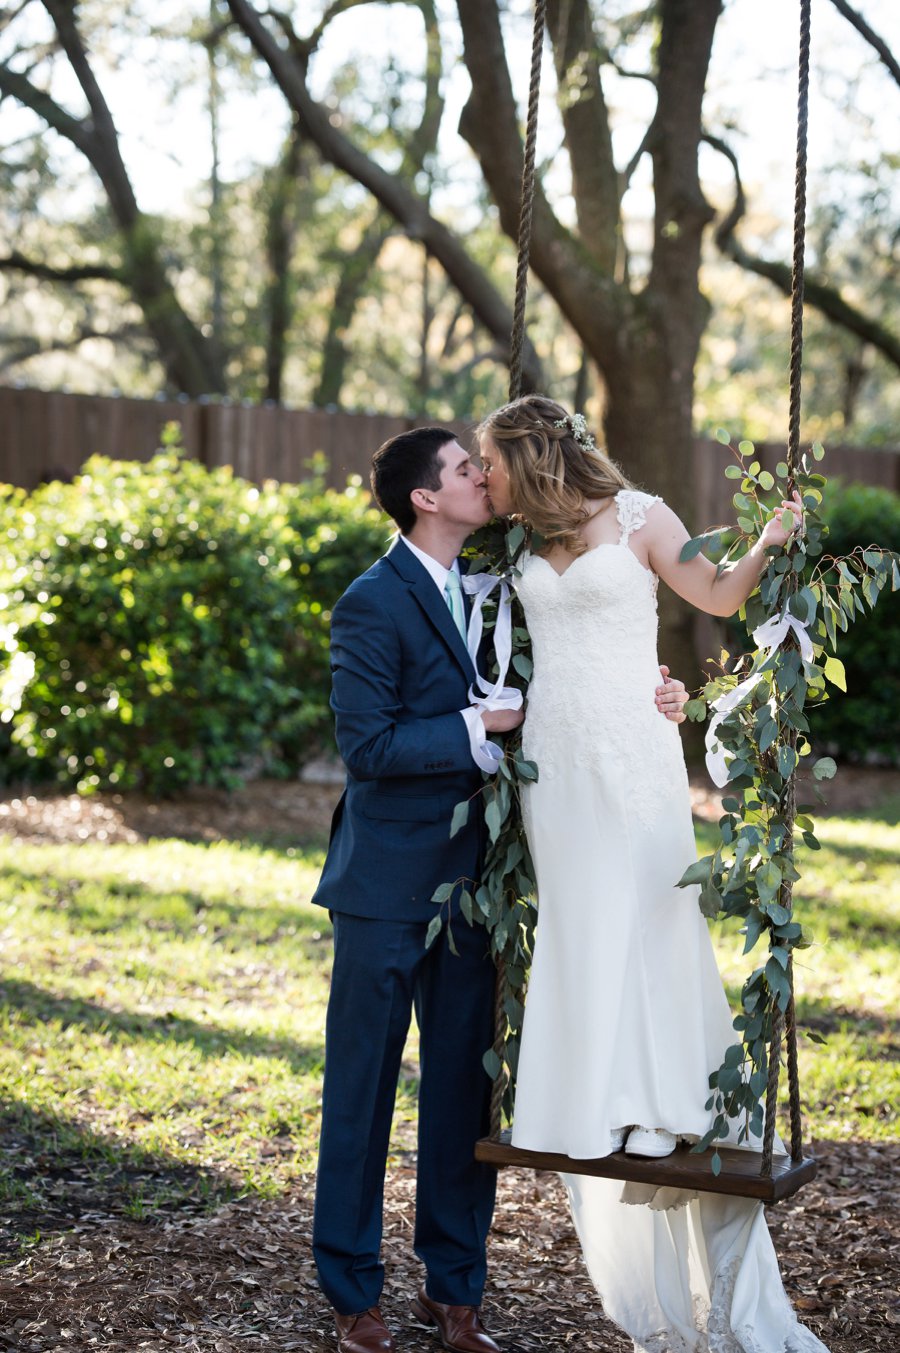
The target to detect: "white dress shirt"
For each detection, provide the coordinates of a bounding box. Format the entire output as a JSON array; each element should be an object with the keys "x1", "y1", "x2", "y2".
[{"x1": 398, "y1": 536, "x2": 493, "y2": 771}]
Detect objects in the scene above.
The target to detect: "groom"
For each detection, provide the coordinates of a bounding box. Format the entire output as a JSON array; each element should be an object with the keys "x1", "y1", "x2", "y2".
[{"x1": 311, "y1": 425, "x2": 688, "y2": 1353}]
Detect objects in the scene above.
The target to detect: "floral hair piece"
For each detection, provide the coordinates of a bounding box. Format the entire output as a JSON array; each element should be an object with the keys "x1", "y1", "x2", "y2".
[{"x1": 553, "y1": 412, "x2": 597, "y2": 454}]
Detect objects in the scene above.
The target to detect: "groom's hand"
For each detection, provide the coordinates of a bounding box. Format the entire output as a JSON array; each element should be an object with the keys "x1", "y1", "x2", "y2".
[
  {"x1": 655, "y1": 666, "x2": 689, "y2": 723},
  {"x1": 481, "y1": 707, "x2": 525, "y2": 733}
]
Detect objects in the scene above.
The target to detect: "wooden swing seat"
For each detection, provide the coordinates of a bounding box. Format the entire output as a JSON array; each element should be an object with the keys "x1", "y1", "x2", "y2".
[{"x1": 475, "y1": 1132, "x2": 817, "y2": 1203}]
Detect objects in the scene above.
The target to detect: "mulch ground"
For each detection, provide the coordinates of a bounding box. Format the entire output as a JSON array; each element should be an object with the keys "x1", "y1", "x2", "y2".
[
  {"x1": 1, "y1": 773, "x2": 898, "y2": 1352},
  {"x1": 0, "y1": 1144, "x2": 898, "y2": 1352}
]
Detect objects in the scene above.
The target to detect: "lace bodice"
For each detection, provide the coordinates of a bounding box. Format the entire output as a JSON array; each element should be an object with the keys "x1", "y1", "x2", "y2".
[{"x1": 516, "y1": 490, "x2": 688, "y2": 826}]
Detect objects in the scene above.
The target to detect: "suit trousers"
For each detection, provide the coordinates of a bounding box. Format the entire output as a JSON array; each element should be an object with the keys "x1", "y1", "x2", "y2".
[{"x1": 312, "y1": 911, "x2": 498, "y2": 1315}]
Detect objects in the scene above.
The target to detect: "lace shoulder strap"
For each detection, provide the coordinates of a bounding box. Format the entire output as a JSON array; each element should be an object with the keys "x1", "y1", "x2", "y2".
[{"x1": 615, "y1": 489, "x2": 661, "y2": 546}]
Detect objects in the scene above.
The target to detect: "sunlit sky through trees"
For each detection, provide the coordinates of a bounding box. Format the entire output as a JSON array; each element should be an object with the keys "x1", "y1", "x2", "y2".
[
  {"x1": 6, "y1": 1, "x2": 892, "y2": 233},
  {"x1": 0, "y1": 1, "x2": 896, "y2": 435}
]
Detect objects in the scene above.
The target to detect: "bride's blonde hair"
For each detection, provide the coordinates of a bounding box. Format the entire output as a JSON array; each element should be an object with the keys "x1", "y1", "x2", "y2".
[{"x1": 476, "y1": 395, "x2": 631, "y2": 555}]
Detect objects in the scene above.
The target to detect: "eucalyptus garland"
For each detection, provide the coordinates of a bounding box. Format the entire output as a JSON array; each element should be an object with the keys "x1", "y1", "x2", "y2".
[
  {"x1": 427, "y1": 518, "x2": 538, "y2": 1120},
  {"x1": 432, "y1": 439, "x2": 899, "y2": 1146},
  {"x1": 677, "y1": 434, "x2": 897, "y2": 1162}
]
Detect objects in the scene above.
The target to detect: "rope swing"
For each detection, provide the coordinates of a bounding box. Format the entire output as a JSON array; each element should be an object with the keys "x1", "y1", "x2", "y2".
[{"x1": 478, "y1": 0, "x2": 818, "y2": 1203}]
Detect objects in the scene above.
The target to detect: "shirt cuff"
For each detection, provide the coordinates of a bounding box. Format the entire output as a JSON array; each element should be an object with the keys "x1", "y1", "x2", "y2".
[{"x1": 459, "y1": 707, "x2": 504, "y2": 774}]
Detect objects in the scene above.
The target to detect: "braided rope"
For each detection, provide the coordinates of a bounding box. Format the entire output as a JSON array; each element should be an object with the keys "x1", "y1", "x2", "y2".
[
  {"x1": 508, "y1": 0, "x2": 547, "y2": 402},
  {"x1": 787, "y1": 0, "x2": 812, "y2": 481},
  {"x1": 762, "y1": 1007, "x2": 784, "y2": 1176},
  {"x1": 489, "y1": 958, "x2": 508, "y2": 1138},
  {"x1": 488, "y1": 0, "x2": 547, "y2": 1141},
  {"x1": 786, "y1": 964, "x2": 805, "y2": 1161},
  {"x1": 763, "y1": 0, "x2": 811, "y2": 1178}
]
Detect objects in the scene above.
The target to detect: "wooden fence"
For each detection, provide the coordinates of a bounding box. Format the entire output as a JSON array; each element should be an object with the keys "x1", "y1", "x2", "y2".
[{"x1": 1, "y1": 386, "x2": 897, "y2": 526}]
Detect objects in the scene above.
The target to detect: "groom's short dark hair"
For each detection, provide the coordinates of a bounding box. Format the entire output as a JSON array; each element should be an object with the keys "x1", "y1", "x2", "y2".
[{"x1": 371, "y1": 426, "x2": 457, "y2": 534}]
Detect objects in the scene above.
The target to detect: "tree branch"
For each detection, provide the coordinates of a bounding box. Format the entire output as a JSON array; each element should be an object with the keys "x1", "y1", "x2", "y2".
[
  {"x1": 456, "y1": 0, "x2": 625, "y2": 369},
  {"x1": 545, "y1": 0, "x2": 620, "y2": 273},
  {"x1": 0, "y1": 322, "x2": 148, "y2": 373},
  {"x1": 41, "y1": 0, "x2": 140, "y2": 224},
  {"x1": 0, "y1": 58, "x2": 93, "y2": 154},
  {"x1": 226, "y1": 0, "x2": 544, "y2": 388},
  {"x1": 827, "y1": 0, "x2": 900, "y2": 87},
  {"x1": 0, "y1": 249, "x2": 122, "y2": 284},
  {"x1": 709, "y1": 132, "x2": 900, "y2": 373},
  {"x1": 647, "y1": 0, "x2": 719, "y2": 305},
  {"x1": 0, "y1": 2, "x2": 228, "y2": 393}
]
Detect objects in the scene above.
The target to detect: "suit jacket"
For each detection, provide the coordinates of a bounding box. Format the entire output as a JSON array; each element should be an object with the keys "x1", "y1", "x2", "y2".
[{"x1": 312, "y1": 537, "x2": 485, "y2": 922}]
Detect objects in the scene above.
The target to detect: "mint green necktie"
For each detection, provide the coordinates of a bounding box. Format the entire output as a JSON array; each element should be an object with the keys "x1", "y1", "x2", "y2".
[{"x1": 444, "y1": 569, "x2": 467, "y2": 641}]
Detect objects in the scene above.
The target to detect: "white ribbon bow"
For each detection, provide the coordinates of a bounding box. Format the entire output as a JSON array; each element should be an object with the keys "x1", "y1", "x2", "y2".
[
  {"x1": 705, "y1": 611, "x2": 814, "y2": 788},
  {"x1": 751, "y1": 612, "x2": 815, "y2": 665},
  {"x1": 460, "y1": 571, "x2": 524, "y2": 772}
]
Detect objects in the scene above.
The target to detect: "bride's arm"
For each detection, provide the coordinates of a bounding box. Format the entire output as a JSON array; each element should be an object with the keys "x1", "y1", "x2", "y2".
[{"x1": 642, "y1": 495, "x2": 803, "y2": 618}]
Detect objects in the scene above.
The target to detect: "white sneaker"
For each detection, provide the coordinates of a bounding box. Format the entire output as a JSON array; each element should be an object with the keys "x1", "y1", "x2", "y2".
[
  {"x1": 609, "y1": 1126, "x2": 630, "y2": 1152},
  {"x1": 624, "y1": 1126, "x2": 677, "y2": 1158}
]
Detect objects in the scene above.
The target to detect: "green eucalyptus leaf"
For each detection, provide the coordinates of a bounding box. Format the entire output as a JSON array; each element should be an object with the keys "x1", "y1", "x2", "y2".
[
  {"x1": 450, "y1": 799, "x2": 471, "y2": 839},
  {"x1": 484, "y1": 795, "x2": 503, "y2": 842},
  {"x1": 678, "y1": 858, "x2": 712, "y2": 887},
  {"x1": 680, "y1": 536, "x2": 707, "y2": 562},
  {"x1": 758, "y1": 720, "x2": 778, "y2": 754},
  {"x1": 512, "y1": 653, "x2": 533, "y2": 680},
  {"x1": 823, "y1": 655, "x2": 846, "y2": 691},
  {"x1": 506, "y1": 523, "x2": 526, "y2": 557},
  {"x1": 813, "y1": 756, "x2": 837, "y2": 780},
  {"x1": 699, "y1": 881, "x2": 723, "y2": 918},
  {"x1": 425, "y1": 914, "x2": 443, "y2": 949},
  {"x1": 482, "y1": 1049, "x2": 502, "y2": 1080},
  {"x1": 777, "y1": 744, "x2": 798, "y2": 779}
]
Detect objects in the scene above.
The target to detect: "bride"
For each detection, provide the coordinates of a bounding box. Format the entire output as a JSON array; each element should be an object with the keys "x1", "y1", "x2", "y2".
[{"x1": 476, "y1": 395, "x2": 828, "y2": 1353}]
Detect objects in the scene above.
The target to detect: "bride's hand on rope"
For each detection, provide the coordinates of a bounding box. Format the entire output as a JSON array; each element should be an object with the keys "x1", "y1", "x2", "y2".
[{"x1": 758, "y1": 490, "x2": 804, "y2": 549}]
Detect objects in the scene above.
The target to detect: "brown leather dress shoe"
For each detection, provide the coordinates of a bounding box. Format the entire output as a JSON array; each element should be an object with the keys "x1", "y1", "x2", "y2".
[
  {"x1": 334, "y1": 1306, "x2": 395, "y2": 1353},
  {"x1": 410, "y1": 1287, "x2": 500, "y2": 1352}
]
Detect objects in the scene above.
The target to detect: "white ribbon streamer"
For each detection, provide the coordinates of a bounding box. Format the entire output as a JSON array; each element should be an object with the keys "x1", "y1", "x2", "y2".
[
  {"x1": 751, "y1": 612, "x2": 815, "y2": 665},
  {"x1": 705, "y1": 611, "x2": 814, "y2": 788},
  {"x1": 460, "y1": 571, "x2": 524, "y2": 773},
  {"x1": 704, "y1": 673, "x2": 764, "y2": 789}
]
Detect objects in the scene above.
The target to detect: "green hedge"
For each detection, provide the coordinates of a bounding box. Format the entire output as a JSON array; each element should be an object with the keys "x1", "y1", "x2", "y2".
[
  {"x1": 812, "y1": 482, "x2": 900, "y2": 764},
  {"x1": 0, "y1": 430, "x2": 388, "y2": 793}
]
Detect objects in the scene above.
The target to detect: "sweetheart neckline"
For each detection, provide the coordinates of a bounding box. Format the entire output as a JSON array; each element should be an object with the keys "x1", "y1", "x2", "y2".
[{"x1": 527, "y1": 543, "x2": 655, "y2": 582}]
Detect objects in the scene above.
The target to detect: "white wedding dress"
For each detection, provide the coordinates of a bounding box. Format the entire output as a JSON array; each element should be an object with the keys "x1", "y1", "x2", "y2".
[{"x1": 510, "y1": 491, "x2": 829, "y2": 1353}]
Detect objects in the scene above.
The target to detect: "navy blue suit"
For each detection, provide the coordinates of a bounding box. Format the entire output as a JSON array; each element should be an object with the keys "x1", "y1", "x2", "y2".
[{"x1": 312, "y1": 538, "x2": 497, "y2": 1316}]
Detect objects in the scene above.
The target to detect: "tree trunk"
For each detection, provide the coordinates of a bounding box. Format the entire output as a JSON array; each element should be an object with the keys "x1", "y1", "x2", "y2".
[
  {"x1": 263, "y1": 127, "x2": 305, "y2": 404},
  {"x1": 315, "y1": 215, "x2": 390, "y2": 407},
  {"x1": 603, "y1": 322, "x2": 709, "y2": 703},
  {"x1": 0, "y1": 3, "x2": 226, "y2": 397}
]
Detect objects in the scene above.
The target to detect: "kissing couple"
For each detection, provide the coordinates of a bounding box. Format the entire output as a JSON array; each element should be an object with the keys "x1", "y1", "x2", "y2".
[{"x1": 310, "y1": 396, "x2": 824, "y2": 1353}]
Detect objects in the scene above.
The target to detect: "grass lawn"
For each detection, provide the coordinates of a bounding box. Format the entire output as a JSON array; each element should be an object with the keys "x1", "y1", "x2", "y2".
[{"x1": 0, "y1": 791, "x2": 897, "y2": 1254}]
